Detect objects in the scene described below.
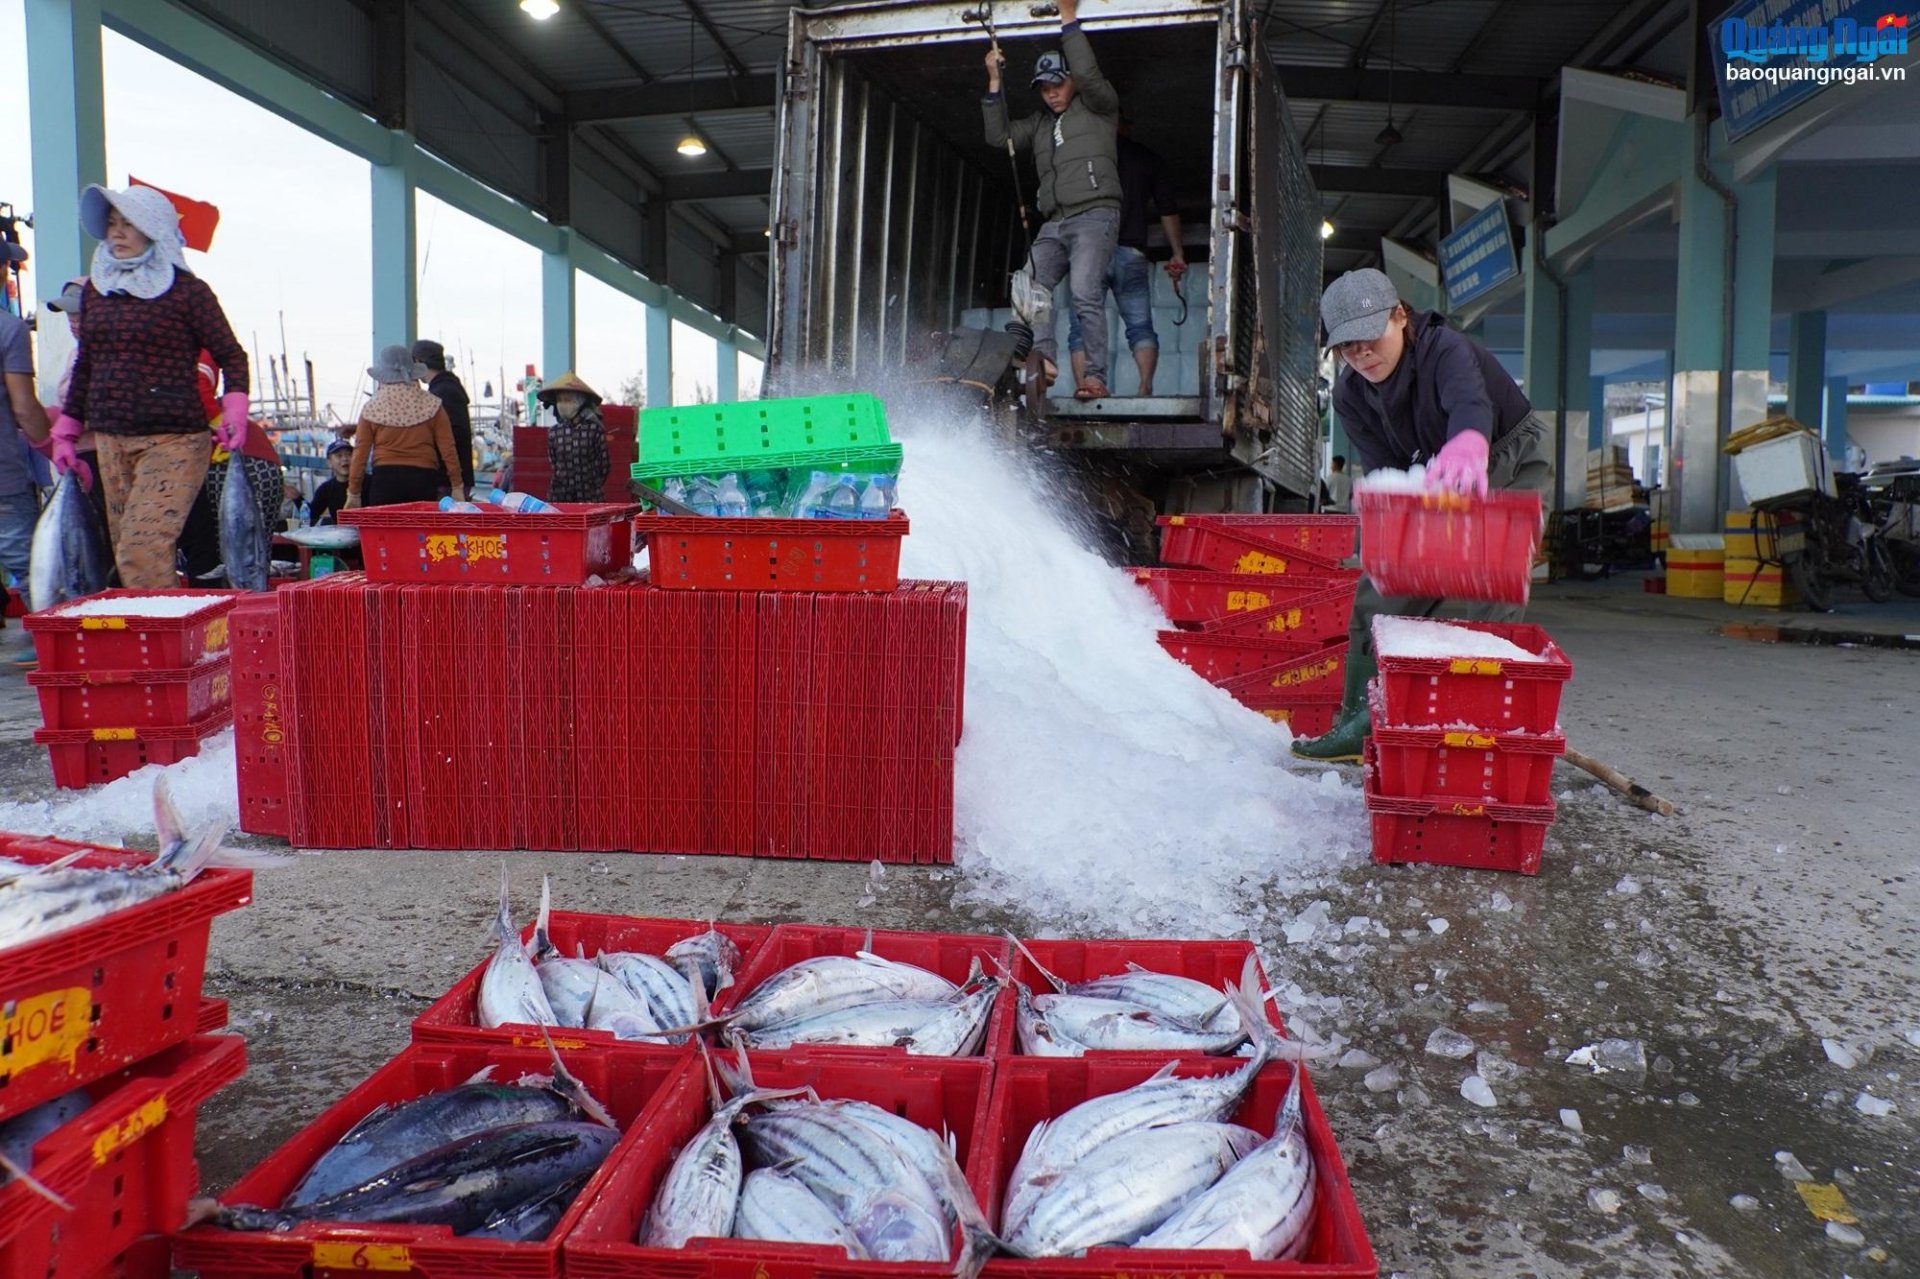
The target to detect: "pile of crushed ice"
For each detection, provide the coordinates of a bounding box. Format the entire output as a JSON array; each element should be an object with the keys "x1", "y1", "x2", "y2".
[
  {"x1": 49, "y1": 593, "x2": 236, "y2": 618},
  {"x1": 0, "y1": 730, "x2": 241, "y2": 846},
  {"x1": 1373, "y1": 616, "x2": 1542, "y2": 661},
  {"x1": 894, "y1": 400, "x2": 1367, "y2": 936},
  {"x1": 1352, "y1": 464, "x2": 1430, "y2": 494}
]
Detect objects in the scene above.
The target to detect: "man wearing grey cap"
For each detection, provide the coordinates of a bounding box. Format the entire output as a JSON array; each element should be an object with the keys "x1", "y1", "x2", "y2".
[
  {"x1": 414, "y1": 339, "x2": 474, "y2": 493},
  {"x1": 982, "y1": 0, "x2": 1123, "y2": 400},
  {"x1": 1293, "y1": 267, "x2": 1554, "y2": 763},
  {"x1": 0, "y1": 243, "x2": 51, "y2": 634}
]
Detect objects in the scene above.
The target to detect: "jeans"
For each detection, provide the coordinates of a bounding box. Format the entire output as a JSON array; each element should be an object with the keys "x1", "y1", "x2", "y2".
[
  {"x1": 1028, "y1": 206, "x2": 1122, "y2": 385},
  {"x1": 1067, "y1": 244, "x2": 1158, "y2": 355},
  {"x1": 0, "y1": 485, "x2": 35, "y2": 586}
]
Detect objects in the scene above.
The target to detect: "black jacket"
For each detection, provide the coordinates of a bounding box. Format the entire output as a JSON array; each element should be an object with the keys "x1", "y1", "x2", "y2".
[
  {"x1": 1333, "y1": 311, "x2": 1533, "y2": 473},
  {"x1": 426, "y1": 370, "x2": 475, "y2": 490},
  {"x1": 982, "y1": 23, "x2": 1121, "y2": 221}
]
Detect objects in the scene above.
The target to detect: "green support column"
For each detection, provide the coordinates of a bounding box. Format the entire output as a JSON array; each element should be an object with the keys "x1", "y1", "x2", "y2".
[
  {"x1": 645, "y1": 305, "x2": 673, "y2": 409},
  {"x1": 542, "y1": 233, "x2": 575, "y2": 378},
  {"x1": 714, "y1": 338, "x2": 739, "y2": 403},
  {"x1": 25, "y1": 0, "x2": 107, "y2": 296},
  {"x1": 1523, "y1": 253, "x2": 1593, "y2": 513},
  {"x1": 370, "y1": 137, "x2": 417, "y2": 358},
  {"x1": 1730, "y1": 165, "x2": 1777, "y2": 446},
  {"x1": 1787, "y1": 311, "x2": 1827, "y2": 430},
  {"x1": 1824, "y1": 377, "x2": 1849, "y2": 463}
]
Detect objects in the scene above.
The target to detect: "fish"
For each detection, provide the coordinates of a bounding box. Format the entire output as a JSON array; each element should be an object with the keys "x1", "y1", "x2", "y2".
[
  {"x1": 1010, "y1": 935, "x2": 1244, "y2": 1030},
  {"x1": 218, "y1": 453, "x2": 271, "y2": 592},
  {"x1": 1015, "y1": 983, "x2": 1082, "y2": 1057},
  {"x1": 1027, "y1": 991, "x2": 1248, "y2": 1056},
  {"x1": 726, "y1": 952, "x2": 959, "y2": 1034},
  {"x1": 665, "y1": 928, "x2": 742, "y2": 999},
  {"x1": 0, "y1": 1090, "x2": 91, "y2": 1209},
  {"x1": 640, "y1": 1052, "x2": 807, "y2": 1247},
  {"x1": 737, "y1": 998, "x2": 965, "y2": 1053},
  {"x1": 201, "y1": 1121, "x2": 616, "y2": 1234},
  {"x1": 27, "y1": 472, "x2": 110, "y2": 613},
  {"x1": 1002, "y1": 1122, "x2": 1263, "y2": 1257},
  {"x1": 467, "y1": 1170, "x2": 593, "y2": 1242},
  {"x1": 537, "y1": 955, "x2": 665, "y2": 1041},
  {"x1": 733, "y1": 1167, "x2": 868, "y2": 1255},
  {"x1": 0, "y1": 778, "x2": 229, "y2": 950},
  {"x1": 599, "y1": 952, "x2": 700, "y2": 1040},
  {"x1": 1136, "y1": 1069, "x2": 1317, "y2": 1258},
  {"x1": 476, "y1": 869, "x2": 557, "y2": 1031}
]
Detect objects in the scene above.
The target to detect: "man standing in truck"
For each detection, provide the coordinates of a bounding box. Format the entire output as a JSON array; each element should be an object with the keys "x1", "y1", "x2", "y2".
[{"x1": 983, "y1": 0, "x2": 1123, "y2": 401}]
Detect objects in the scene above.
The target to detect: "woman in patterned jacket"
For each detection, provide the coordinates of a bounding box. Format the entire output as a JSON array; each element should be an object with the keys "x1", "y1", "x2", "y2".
[{"x1": 537, "y1": 372, "x2": 610, "y2": 502}]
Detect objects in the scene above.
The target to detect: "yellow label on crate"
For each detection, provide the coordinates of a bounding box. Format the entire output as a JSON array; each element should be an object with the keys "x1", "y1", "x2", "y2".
[
  {"x1": 1796, "y1": 1182, "x2": 1858, "y2": 1224},
  {"x1": 1224, "y1": 590, "x2": 1271, "y2": 612},
  {"x1": 1443, "y1": 731, "x2": 1495, "y2": 749},
  {"x1": 1166, "y1": 515, "x2": 1187, "y2": 527},
  {"x1": 465, "y1": 534, "x2": 507, "y2": 561},
  {"x1": 1269, "y1": 657, "x2": 1340, "y2": 689},
  {"x1": 259, "y1": 682, "x2": 285, "y2": 746},
  {"x1": 205, "y1": 615, "x2": 230, "y2": 654},
  {"x1": 511, "y1": 1033, "x2": 588, "y2": 1050},
  {"x1": 0, "y1": 987, "x2": 91, "y2": 1076},
  {"x1": 79, "y1": 617, "x2": 128, "y2": 630},
  {"x1": 92, "y1": 1095, "x2": 167, "y2": 1164},
  {"x1": 91, "y1": 727, "x2": 137, "y2": 741},
  {"x1": 1450, "y1": 803, "x2": 1488, "y2": 817},
  {"x1": 1419, "y1": 492, "x2": 1474, "y2": 512},
  {"x1": 1448, "y1": 659, "x2": 1503, "y2": 676},
  {"x1": 1263, "y1": 608, "x2": 1304, "y2": 633},
  {"x1": 1260, "y1": 709, "x2": 1292, "y2": 723},
  {"x1": 311, "y1": 1243, "x2": 414, "y2": 1271},
  {"x1": 212, "y1": 671, "x2": 232, "y2": 703},
  {"x1": 1233, "y1": 550, "x2": 1289, "y2": 574},
  {"x1": 424, "y1": 534, "x2": 460, "y2": 563}
]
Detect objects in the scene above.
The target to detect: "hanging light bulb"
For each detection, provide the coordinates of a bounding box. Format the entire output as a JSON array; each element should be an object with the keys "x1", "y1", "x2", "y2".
[
  {"x1": 1374, "y1": 117, "x2": 1404, "y2": 147},
  {"x1": 677, "y1": 134, "x2": 708, "y2": 158},
  {"x1": 520, "y1": 0, "x2": 559, "y2": 18},
  {"x1": 1320, "y1": 219, "x2": 1336, "y2": 241}
]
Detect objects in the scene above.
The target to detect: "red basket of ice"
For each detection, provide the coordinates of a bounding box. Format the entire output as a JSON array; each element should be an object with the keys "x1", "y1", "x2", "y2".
[{"x1": 1355, "y1": 484, "x2": 1542, "y2": 604}]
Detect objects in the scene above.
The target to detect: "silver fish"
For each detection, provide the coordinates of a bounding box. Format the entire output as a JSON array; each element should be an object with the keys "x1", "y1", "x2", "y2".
[
  {"x1": 665, "y1": 928, "x2": 742, "y2": 999},
  {"x1": 477, "y1": 870, "x2": 557, "y2": 1030},
  {"x1": 733, "y1": 1167, "x2": 868, "y2": 1255},
  {"x1": 218, "y1": 453, "x2": 271, "y2": 593},
  {"x1": 1003, "y1": 1122, "x2": 1262, "y2": 1257},
  {"x1": 1029, "y1": 992, "x2": 1247, "y2": 1055},
  {"x1": 640, "y1": 1057, "x2": 807, "y2": 1247},
  {"x1": 1011, "y1": 935, "x2": 1244, "y2": 1030},
  {"x1": 599, "y1": 952, "x2": 699, "y2": 1039},
  {"x1": 28, "y1": 472, "x2": 110, "y2": 613},
  {"x1": 0, "y1": 778, "x2": 228, "y2": 949},
  {"x1": 894, "y1": 979, "x2": 1001, "y2": 1057},
  {"x1": 737, "y1": 999, "x2": 956, "y2": 1053},
  {"x1": 1137, "y1": 1071, "x2": 1317, "y2": 1259},
  {"x1": 1015, "y1": 983, "x2": 1082, "y2": 1058},
  {"x1": 727, "y1": 953, "x2": 958, "y2": 1033}
]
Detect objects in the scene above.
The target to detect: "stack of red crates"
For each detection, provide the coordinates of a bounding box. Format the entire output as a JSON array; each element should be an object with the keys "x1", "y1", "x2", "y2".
[
  {"x1": 0, "y1": 835, "x2": 251, "y2": 1278},
  {"x1": 23, "y1": 589, "x2": 241, "y2": 789},
  {"x1": 1143, "y1": 514, "x2": 1361, "y2": 737},
  {"x1": 1363, "y1": 617, "x2": 1573, "y2": 875},
  {"x1": 176, "y1": 915, "x2": 1379, "y2": 1278}
]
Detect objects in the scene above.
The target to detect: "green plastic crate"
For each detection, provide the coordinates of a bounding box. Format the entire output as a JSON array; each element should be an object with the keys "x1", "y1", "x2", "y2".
[
  {"x1": 637, "y1": 394, "x2": 892, "y2": 473},
  {"x1": 631, "y1": 442, "x2": 904, "y2": 494}
]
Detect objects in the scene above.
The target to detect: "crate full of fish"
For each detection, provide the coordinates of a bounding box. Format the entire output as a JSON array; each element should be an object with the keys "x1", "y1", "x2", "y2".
[
  {"x1": 411, "y1": 883, "x2": 769, "y2": 1055},
  {"x1": 1007, "y1": 938, "x2": 1287, "y2": 1057},
  {"x1": 716, "y1": 924, "x2": 1012, "y2": 1058},
  {"x1": 0, "y1": 1034, "x2": 244, "y2": 1279},
  {"x1": 23, "y1": 589, "x2": 239, "y2": 675},
  {"x1": 172, "y1": 1042, "x2": 681, "y2": 1279},
  {"x1": 0, "y1": 791, "x2": 253, "y2": 1122},
  {"x1": 564, "y1": 1051, "x2": 996, "y2": 1279},
  {"x1": 977, "y1": 1054, "x2": 1377, "y2": 1277}
]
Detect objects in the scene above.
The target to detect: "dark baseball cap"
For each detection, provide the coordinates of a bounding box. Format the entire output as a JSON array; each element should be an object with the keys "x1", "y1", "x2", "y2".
[
  {"x1": 1, "y1": 242, "x2": 26, "y2": 265},
  {"x1": 325, "y1": 437, "x2": 354, "y2": 457},
  {"x1": 1031, "y1": 51, "x2": 1069, "y2": 85},
  {"x1": 1321, "y1": 268, "x2": 1399, "y2": 349},
  {"x1": 46, "y1": 279, "x2": 86, "y2": 314}
]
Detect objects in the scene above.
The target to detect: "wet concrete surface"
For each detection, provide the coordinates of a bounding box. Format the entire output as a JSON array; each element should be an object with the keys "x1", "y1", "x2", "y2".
[{"x1": 2, "y1": 583, "x2": 1916, "y2": 1277}]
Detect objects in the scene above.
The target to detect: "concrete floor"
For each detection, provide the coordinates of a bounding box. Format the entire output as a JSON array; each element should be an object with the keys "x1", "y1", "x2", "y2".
[{"x1": 1, "y1": 579, "x2": 1915, "y2": 1278}]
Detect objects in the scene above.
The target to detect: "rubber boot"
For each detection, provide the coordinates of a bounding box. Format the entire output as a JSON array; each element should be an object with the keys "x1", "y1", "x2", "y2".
[{"x1": 1290, "y1": 641, "x2": 1379, "y2": 763}]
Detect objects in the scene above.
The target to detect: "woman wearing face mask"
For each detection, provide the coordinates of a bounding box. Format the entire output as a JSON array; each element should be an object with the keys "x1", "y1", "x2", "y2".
[
  {"x1": 345, "y1": 346, "x2": 466, "y2": 509},
  {"x1": 49, "y1": 186, "x2": 250, "y2": 590},
  {"x1": 536, "y1": 373, "x2": 610, "y2": 503},
  {"x1": 1291, "y1": 268, "x2": 1555, "y2": 764}
]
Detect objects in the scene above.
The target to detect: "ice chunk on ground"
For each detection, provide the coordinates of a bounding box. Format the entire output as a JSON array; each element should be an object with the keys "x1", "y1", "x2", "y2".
[
  {"x1": 1426, "y1": 1027, "x2": 1475, "y2": 1059},
  {"x1": 1284, "y1": 901, "x2": 1334, "y2": 944},
  {"x1": 1566, "y1": 1038, "x2": 1647, "y2": 1076},
  {"x1": 1678, "y1": 1091, "x2": 1700, "y2": 1107},
  {"x1": 1559, "y1": 1108, "x2": 1583, "y2": 1133},
  {"x1": 1855, "y1": 1092, "x2": 1895, "y2": 1117},
  {"x1": 1373, "y1": 616, "x2": 1541, "y2": 661},
  {"x1": 1623, "y1": 1144, "x2": 1653, "y2": 1165},
  {"x1": 1488, "y1": 891, "x2": 1513, "y2": 913},
  {"x1": 1636, "y1": 1183, "x2": 1669, "y2": 1203},
  {"x1": 1587, "y1": 1187, "x2": 1623, "y2": 1216},
  {"x1": 1905, "y1": 1029, "x2": 1920, "y2": 1049},
  {"x1": 1614, "y1": 875, "x2": 1642, "y2": 896},
  {"x1": 1476, "y1": 1050, "x2": 1521, "y2": 1083},
  {"x1": 1460, "y1": 1074, "x2": 1497, "y2": 1108},
  {"x1": 1427, "y1": 917, "x2": 1449, "y2": 934},
  {"x1": 1337, "y1": 1048, "x2": 1382, "y2": 1070},
  {"x1": 1729, "y1": 1194, "x2": 1760, "y2": 1211},
  {"x1": 1344, "y1": 915, "x2": 1371, "y2": 934},
  {"x1": 1822, "y1": 1038, "x2": 1860, "y2": 1068},
  {"x1": 1365, "y1": 1065, "x2": 1401, "y2": 1092},
  {"x1": 1826, "y1": 1221, "x2": 1866, "y2": 1246},
  {"x1": 1775, "y1": 1151, "x2": 1813, "y2": 1182}
]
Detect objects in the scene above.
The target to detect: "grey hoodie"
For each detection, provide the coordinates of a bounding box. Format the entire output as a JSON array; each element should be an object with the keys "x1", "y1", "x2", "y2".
[{"x1": 982, "y1": 23, "x2": 1121, "y2": 221}]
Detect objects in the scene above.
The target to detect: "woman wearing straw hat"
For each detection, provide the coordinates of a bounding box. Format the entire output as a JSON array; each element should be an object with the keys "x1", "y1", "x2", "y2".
[
  {"x1": 49, "y1": 185, "x2": 250, "y2": 589},
  {"x1": 537, "y1": 372, "x2": 610, "y2": 503},
  {"x1": 345, "y1": 346, "x2": 467, "y2": 509}
]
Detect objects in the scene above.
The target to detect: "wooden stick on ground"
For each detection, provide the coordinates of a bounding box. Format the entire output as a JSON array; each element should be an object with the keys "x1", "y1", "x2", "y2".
[{"x1": 1562, "y1": 748, "x2": 1677, "y2": 817}]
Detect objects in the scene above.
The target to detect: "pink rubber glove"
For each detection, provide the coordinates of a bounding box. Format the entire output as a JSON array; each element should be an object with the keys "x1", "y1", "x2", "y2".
[
  {"x1": 50, "y1": 414, "x2": 92, "y2": 492},
  {"x1": 217, "y1": 392, "x2": 250, "y2": 451},
  {"x1": 1427, "y1": 430, "x2": 1490, "y2": 497}
]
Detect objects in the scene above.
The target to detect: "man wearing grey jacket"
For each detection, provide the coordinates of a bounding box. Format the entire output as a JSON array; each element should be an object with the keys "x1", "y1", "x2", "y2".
[{"x1": 983, "y1": 0, "x2": 1122, "y2": 399}]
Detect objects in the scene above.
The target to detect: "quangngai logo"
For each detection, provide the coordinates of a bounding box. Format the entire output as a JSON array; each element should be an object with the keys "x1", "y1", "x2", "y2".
[{"x1": 1721, "y1": 11, "x2": 1907, "y2": 64}]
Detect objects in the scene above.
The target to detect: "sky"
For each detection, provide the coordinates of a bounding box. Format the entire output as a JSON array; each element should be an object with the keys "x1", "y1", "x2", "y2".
[{"x1": 0, "y1": 6, "x2": 759, "y2": 418}]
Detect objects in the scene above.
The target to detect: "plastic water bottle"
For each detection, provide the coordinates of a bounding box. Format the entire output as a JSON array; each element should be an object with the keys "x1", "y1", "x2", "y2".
[
  {"x1": 685, "y1": 476, "x2": 720, "y2": 517},
  {"x1": 440, "y1": 497, "x2": 485, "y2": 513},
  {"x1": 489, "y1": 489, "x2": 552, "y2": 514},
  {"x1": 826, "y1": 474, "x2": 860, "y2": 519},
  {"x1": 714, "y1": 472, "x2": 750, "y2": 517},
  {"x1": 857, "y1": 474, "x2": 893, "y2": 520},
  {"x1": 662, "y1": 477, "x2": 689, "y2": 510},
  {"x1": 793, "y1": 471, "x2": 834, "y2": 519}
]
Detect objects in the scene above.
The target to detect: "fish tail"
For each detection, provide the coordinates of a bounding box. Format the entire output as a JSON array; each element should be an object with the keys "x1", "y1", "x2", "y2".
[
  {"x1": 159, "y1": 820, "x2": 234, "y2": 882},
  {"x1": 1005, "y1": 933, "x2": 1068, "y2": 994},
  {"x1": 1225, "y1": 966, "x2": 1319, "y2": 1066},
  {"x1": 153, "y1": 775, "x2": 186, "y2": 852},
  {"x1": 539, "y1": 1026, "x2": 618, "y2": 1129},
  {"x1": 697, "y1": 1038, "x2": 725, "y2": 1111},
  {"x1": 531, "y1": 874, "x2": 555, "y2": 960},
  {"x1": 1275, "y1": 1058, "x2": 1305, "y2": 1144},
  {"x1": 0, "y1": 1150, "x2": 73, "y2": 1212},
  {"x1": 493, "y1": 864, "x2": 515, "y2": 943}
]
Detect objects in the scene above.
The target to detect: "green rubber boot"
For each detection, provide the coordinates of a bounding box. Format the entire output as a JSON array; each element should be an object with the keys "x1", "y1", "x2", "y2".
[{"x1": 1290, "y1": 640, "x2": 1378, "y2": 764}]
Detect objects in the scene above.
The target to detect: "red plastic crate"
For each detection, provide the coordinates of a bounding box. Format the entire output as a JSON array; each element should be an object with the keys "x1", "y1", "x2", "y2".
[
  {"x1": 1007, "y1": 938, "x2": 1287, "y2": 1052},
  {"x1": 1368, "y1": 684, "x2": 1564, "y2": 804},
  {"x1": 1158, "y1": 630, "x2": 1323, "y2": 685},
  {"x1": 1371, "y1": 619, "x2": 1572, "y2": 733},
  {"x1": 976, "y1": 1058, "x2": 1377, "y2": 1278},
  {"x1": 1154, "y1": 522, "x2": 1342, "y2": 577},
  {"x1": 1234, "y1": 695, "x2": 1342, "y2": 738},
  {"x1": 751, "y1": 588, "x2": 816, "y2": 859},
  {"x1": 280, "y1": 576, "x2": 382, "y2": 849},
  {"x1": 173, "y1": 1043, "x2": 682, "y2": 1279},
  {"x1": 0, "y1": 835, "x2": 251, "y2": 1120},
  {"x1": 509, "y1": 585, "x2": 579, "y2": 852},
  {"x1": 639, "y1": 512, "x2": 908, "y2": 592},
  {"x1": 1157, "y1": 513, "x2": 1359, "y2": 562},
  {"x1": 403, "y1": 583, "x2": 514, "y2": 850},
  {"x1": 0, "y1": 1035, "x2": 245, "y2": 1279},
  {"x1": 28, "y1": 656, "x2": 232, "y2": 731},
  {"x1": 341, "y1": 501, "x2": 640, "y2": 585},
  {"x1": 24, "y1": 589, "x2": 240, "y2": 674},
  {"x1": 1355, "y1": 488, "x2": 1543, "y2": 605},
  {"x1": 725, "y1": 925, "x2": 1014, "y2": 1058},
  {"x1": 410, "y1": 912, "x2": 770, "y2": 1052},
  {"x1": 573, "y1": 582, "x2": 641, "y2": 853},
  {"x1": 1364, "y1": 746, "x2": 1555, "y2": 876},
  {"x1": 1196, "y1": 582, "x2": 1357, "y2": 644},
  {"x1": 34, "y1": 707, "x2": 234, "y2": 790},
  {"x1": 1132, "y1": 567, "x2": 1361, "y2": 628},
  {"x1": 1214, "y1": 640, "x2": 1351, "y2": 703},
  {"x1": 565, "y1": 1053, "x2": 994, "y2": 1279},
  {"x1": 230, "y1": 596, "x2": 289, "y2": 838}
]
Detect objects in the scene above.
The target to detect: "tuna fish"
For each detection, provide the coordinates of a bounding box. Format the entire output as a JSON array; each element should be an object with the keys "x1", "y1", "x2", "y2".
[
  {"x1": 665, "y1": 928, "x2": 742, "y2": 998},
  {"x1": 725, "y1": 952, "x2": 959, "y2": 1034},
  {"x1": 0, "y1": 1090, "x2": 91, "y2": 1208},
  {"x1": 1010, "y1": 935, "x2": 1244, "y2": 1029},
  {"x1": 27, "y1": 472, "x2": 110, "y2": 613},
  {"x1": 218, "y1": 453, "x2": 271, "y2": 592},
  {"x1": 640, "y1": 1054, "x2": 807, "y2": 1247},
  {"x1": 598, "y1": 952, "x2": 700, "y2": 1040},
  {"x1": 477, "y1": 870, "x2": 557, "y2": 1031},
  {"x1": 733, "y1": 1167, "x2": 869, "y2": 1255},
  {"x1": 468, "y1": 1170, "x2": 593, "y2": 1242},
  {"x1": 1011, "y1": 944, "x2": 1266, "y2": 1054}
]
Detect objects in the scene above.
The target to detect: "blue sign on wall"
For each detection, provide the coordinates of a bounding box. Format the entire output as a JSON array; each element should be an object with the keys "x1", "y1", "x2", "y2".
[
  {"x1": 1710, "y1": 0, "x2": 1917, "y2": 141},
  {"x1": 1439, "y1": 201, "x2": 1518, "y2": 312}
]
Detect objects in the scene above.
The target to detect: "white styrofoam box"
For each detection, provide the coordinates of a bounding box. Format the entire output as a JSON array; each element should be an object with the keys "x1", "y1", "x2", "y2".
[
  {"x1": 1732, "y1": 430, "x2": 1832, "y2": 504},
  {"x1": 1668, "y1": 534, "x2": 1724, "y2": 551},
  {"x1": 990, "y1": 307, "x2": 1015, "y2": 329}
]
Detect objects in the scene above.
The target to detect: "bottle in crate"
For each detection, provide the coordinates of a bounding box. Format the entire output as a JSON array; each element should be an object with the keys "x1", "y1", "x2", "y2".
[
  {"x1": 826, "y1": 473, "x2": 860, "y2": 518},
  {"x1": 714, "y1": 472, "x2": 750, "y2": 517}
]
